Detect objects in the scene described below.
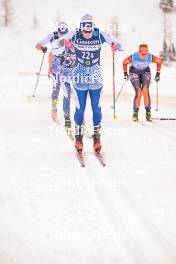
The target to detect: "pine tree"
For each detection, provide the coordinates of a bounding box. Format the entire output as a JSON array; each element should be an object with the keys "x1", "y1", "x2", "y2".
[
  {"x1": 55, "y1": 11, "x2": 60, "y2": 23},
  {"x1": 163, "y1": 40, "x2": 168, "y2": 52},
  {"x1": 168, "y1": 0, "x2": 174, "y2": 8},
  {"x1": 110, "y1": 16, "x2": 121, "y2": 39},
  {"x1": 1, "y1": 0, "x2": 15, "y2": 27},
  {"x1": 33, "y1": 14, "x2": 39, "y2": 30},
  {"x1": 159, "y1": 0, "x2": 175, "y2": 12},
  {"x1": 171, "y1": 43, "x2": 176, "y2": 55}
]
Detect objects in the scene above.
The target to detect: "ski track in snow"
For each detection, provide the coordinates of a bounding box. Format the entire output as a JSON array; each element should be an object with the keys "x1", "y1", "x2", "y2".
[
  {"x1": 1, "y1": 96, "x2": 176, "y2": 264},
  {"x1": 83, "y1": 124, "x2": 176, "y2": 263}
]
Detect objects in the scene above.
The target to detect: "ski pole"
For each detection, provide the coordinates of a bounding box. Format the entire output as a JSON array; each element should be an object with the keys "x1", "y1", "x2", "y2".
[
  {"x1": 111, "y1": 80, "x2": 127, "y2": 109},
  {"x1": 112, "y1": 51, "x2": 117, "y2": 119},
  {"x1": 155, "y1": 81, "x2": 159, "y2": 111},
  {"x1": 32, "y1": 53, "x2": 46, "y2": 97}
]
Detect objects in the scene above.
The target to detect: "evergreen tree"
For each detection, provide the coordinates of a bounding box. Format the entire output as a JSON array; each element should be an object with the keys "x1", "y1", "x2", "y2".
[
  {"x1": 110, "y1": 16, "x2": 121, "y2": 39},
  {"x1": 1, "y1": 0, "x2": 15, "y2": 27},
  {"x1": 32, "y1": 14, "x2": 39, "y2": 30}
]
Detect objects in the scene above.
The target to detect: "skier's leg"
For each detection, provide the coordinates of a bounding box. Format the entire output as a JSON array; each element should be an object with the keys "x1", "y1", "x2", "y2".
[
  {"x1": 89, "y1": 88, "x2": 102, "y2": 130},
  {"x1": 141, "y1": 71, "x2": 152, "y2": 121},
  {"x1": 51, "y1": 73, "x2": 61, "y2": 121},
  {"x1": 74, "y1": 88, "x2": 88, "y2": 151},
  {"x1": 89, "y1": 88, "x2": 102, "y2": 152},
  {"x1": 129, "y1": 72, "x2": 142, "y2": 121},
  {"x1": 143, "y1": 86, "x2": 151, "y2": 110},
  {"x1": 63, "y1": 81, "x2": 72, "y2": 128}
]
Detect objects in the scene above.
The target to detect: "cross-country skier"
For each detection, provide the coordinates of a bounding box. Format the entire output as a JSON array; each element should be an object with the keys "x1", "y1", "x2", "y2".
[
  {"x1": 35, "y1": 22, "x2": 76, "y2": 129},
  {"x1": 123, "y1": 44, "x2": 162, "y2": 122},
  {"x1": 59, "y1": 14, "x2": 123, "y2": 154}
]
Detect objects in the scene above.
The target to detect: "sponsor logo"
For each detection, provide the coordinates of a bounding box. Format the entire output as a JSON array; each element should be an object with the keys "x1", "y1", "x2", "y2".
[
  {"x1": 75, "y1": 44, "x2": 100, "y2": 51},
  {"x1": 76, "y1": 38, "x2": 100, "y2": 45}
]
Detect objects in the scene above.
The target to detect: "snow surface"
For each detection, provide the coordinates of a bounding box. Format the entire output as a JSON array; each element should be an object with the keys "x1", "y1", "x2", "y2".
[
  {"x1": 1, "y1": 95, "x2": 176, "y2": 264},
  {"x1": 1, "y1": 0, "x2": 176, "y2": 263}
]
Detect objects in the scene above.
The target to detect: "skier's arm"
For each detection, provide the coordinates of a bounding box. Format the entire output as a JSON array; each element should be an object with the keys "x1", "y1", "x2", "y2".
[
  {"x1": 58, "y1": 31, "x2": 76, "y2": 42},
  {"x1": 152, "y1": 55, "x2": 162, "y2": 82},
  {"x1": 100, "y1": 31, "x2": 124, "y2": 51},
  {"x1": 122, "y1": 55, "x2": 132, "y2": 80},
  {"x1": 152, "y1": 55, "x2": 162, "y2": 72},
  {"x1": 35, "y1": 34, "x2": 53, "y2": 52},
  {"x1": 123, "y1": 55, "x2": 132, "y2": 72}
]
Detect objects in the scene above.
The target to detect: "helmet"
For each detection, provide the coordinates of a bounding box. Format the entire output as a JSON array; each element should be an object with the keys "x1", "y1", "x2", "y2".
[
  {"x1": 80, "y1": 14, "x2": 94, "y2": 32},
  {"x1": 57, "y1": 21, "x2": 68, "y2": 34}
]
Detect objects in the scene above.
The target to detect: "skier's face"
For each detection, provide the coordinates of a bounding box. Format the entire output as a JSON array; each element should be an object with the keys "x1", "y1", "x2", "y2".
[
  {"x1": 81, "y1": 21, "x2": 94, "y2": 39},
  {"x1": 58, "y1": 22, "x2": 68, "y2": 35},
  {"x1": 139, "y1": 47, "x2": 149, "y2": 59},
  {"x1": 82, "y1": 31, "x2": 93, "y2": 39}
]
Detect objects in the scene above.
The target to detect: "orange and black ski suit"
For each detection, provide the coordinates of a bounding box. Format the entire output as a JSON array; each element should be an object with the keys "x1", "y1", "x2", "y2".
[{"x1": 123, "y1": 52, "x2": 162, "y2": 112}]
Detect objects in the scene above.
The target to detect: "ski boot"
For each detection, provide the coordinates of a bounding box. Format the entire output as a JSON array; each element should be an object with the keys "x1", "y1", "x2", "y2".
[
  {"x1": 93, "y1": 131, "x2": 102, "y2": 153},
  {"x1": 132, "y1": 112, "x2": 138, "y2": 122},
  {"x1": 65, "y1": 115, "x2": 74, "y2": 140},
  {"x1": 64, "y1": 115, "x2": 71, "y2": 130},
  {"x1": 51, "y1": 98, "x2": 58, "y2": 122},
  {"x1": 146, "y1": 111, "x2": 153, "y2": 122},
  {"x1": 75, "y1": 133, "x2": 83, "y2": 153}
]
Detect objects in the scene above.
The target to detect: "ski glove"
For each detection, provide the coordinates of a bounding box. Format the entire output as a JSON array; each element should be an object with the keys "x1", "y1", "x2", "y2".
[
  {"x1": 111, "y1": 43, "x2": 118, "y2": 52},
  {"x1": 124, "y1": 72, "x2": 129, "y2": 80},
  {"x1": 155, "y1": 72, "x2": 160, "y2": 82},
  {"x1": 41, "y1": 47, "x2": 48, "y2": 53},
  {"x1": 64, "y1": 40, "x2": 72, "y2": 47}
]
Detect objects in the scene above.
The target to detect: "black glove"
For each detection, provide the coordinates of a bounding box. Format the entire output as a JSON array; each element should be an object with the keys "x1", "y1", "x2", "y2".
[
  {"x1": 41, "y1": 47, "x2": 47, "y2": 53},
  {"x1": 124, "y1": 72, "x2": 129, "y2": 80},
  {"x1": 155, "y1": 72, "x2": 160, "y2": 82}
]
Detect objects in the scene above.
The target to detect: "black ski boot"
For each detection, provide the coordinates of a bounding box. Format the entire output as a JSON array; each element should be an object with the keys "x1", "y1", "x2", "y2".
[
  {"x1": 64, "y1": 116, "x2": 71, "y2": 129},
  {"x1": 146, "y1": 111, "x2": 153, "y2": 122},
  {"x1": 132, "y1": 112, "x2": 138, "y2": 122},
  {"x1": 75, "y1": 134, "x2": 83, "y2": 153},
  {"x1": 51, "y1": 99, "x2": 58, "y2": 122},
  {"x1": 93, "y1": 131, "x2": 102, "y2": 153}
]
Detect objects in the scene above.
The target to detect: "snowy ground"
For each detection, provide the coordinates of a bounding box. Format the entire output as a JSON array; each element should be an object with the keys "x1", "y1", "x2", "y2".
[{"x1": 1, "y1": 81, "x2": 176, "y2": 263}]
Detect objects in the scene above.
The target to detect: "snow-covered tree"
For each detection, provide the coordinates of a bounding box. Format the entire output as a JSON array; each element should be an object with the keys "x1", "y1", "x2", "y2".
[
  {"x1": 1, "y1": 0, "x2": 15, "y2": 27},
  {"x1": 163, "y1": 40, "x2": 168, "y2": 52},
  {"x1": 110, "y1": 16, "x2": 121, "y2": 39},
  {"x1": 32, "y1": 14, "x2": 39, "y2": 30},
  {"x1": 159, "y1": 0, "x2": 175, "y2": 12},
  {"x1": 171, "y1": 43, "x2": 176, "y2": 55},
  {"x1": 55, "y1": 11, "x2": 60, "y2": 23},
  {"x1": 168, "y1": 0, "x2": 174, "y2": 7}
]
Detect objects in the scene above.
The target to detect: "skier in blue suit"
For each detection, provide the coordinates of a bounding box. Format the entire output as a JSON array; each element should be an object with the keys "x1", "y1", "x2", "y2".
[{"x1": 59, "y1": 14, "x2": 123, "y2": 153}]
